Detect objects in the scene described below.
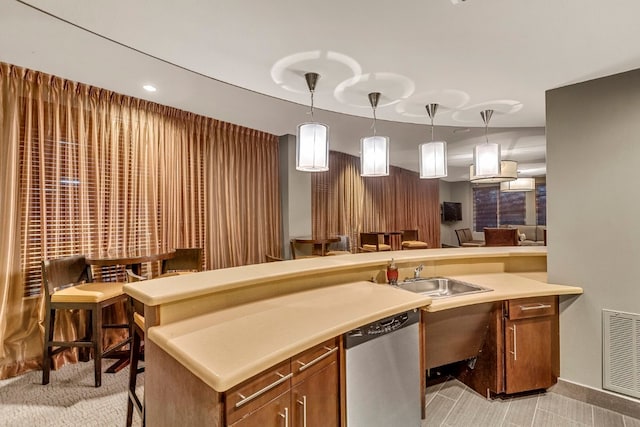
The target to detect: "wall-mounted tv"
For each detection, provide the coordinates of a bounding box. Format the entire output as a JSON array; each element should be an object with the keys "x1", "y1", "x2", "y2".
[{"x1": 442, "y1": 201, "x2": 462, "y2": 222}]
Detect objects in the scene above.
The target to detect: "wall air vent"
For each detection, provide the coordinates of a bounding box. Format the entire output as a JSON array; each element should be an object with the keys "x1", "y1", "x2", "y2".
[{"x1": 603, "y1": 309, "x2": 640, "y2": 399}]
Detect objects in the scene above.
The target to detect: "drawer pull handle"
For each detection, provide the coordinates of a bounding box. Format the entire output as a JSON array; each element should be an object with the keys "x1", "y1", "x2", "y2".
[
  {"x1": 279, "y1": 407, "x2": 289, "y2": 427},
  {"x1": 520, "y1": 303, "x2": 552, "y2": 311},
  {"x1": 234, "y1": 372, "x2": 293, "y2": 408},
  {"x1": 296, "y1": 395, "x2": 307, "y2": 427},
  {"x1": 510, "y1": 325, "x2": 517, "y2": 361},
  {"x1": 296, "y1": 346, "x2": 338, "y2": 372}
]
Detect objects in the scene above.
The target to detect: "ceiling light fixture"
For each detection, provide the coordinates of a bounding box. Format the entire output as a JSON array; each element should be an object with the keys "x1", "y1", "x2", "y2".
[
  {"x1": 500, "y1": 177, "x2": 535, "y2": 192},
  {"x1": 473, "y1": 109, "x2": 500, "y2": 177},
  {"x1": 419, "y1": 103, "x2": 447, "y2": 179},
  {"x1": 470, "y1": 160, "x2": 518, "y2": 183},
  {"x1": 143, "y1": 84, "x2": 157, "y2": 92},
  {"x1": 469, "y1": 110, "x2": 518, "y2": 183},
  {"x1": 360, "y1": 92, "x2": 389, "y2": 177},
  {"x1": 296, "y1": 72, "x2": 329, "y2": 172}
]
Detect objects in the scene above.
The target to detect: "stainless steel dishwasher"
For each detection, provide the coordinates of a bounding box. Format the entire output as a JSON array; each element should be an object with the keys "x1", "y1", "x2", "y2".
[{"x1": 344, "y1": 309, "x2": 421, "y2": 427}]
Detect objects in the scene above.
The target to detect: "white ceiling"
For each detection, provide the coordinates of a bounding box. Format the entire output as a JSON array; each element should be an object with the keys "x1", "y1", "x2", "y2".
[{"x1": 2, "y1": 0, "x2": 640, "y2": 181}]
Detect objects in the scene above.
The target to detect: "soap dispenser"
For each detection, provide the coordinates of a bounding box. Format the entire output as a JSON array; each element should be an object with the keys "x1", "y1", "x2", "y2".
[{"x1": 386, "y1": 258, "x2": 399, "y2": 286}]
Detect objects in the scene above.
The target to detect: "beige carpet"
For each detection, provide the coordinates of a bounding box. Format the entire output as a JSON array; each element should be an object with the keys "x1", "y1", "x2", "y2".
[{"x1": 0, "y1": 361, "x2": 142, "y2": 427}]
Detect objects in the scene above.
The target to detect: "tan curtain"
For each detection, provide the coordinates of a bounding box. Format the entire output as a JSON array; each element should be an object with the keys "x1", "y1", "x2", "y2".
[
  {"x1": 312, "y1": 151, "x2": 440, "y2": 249},
  {"x1": 0, "y1": 63, "x2": 281, "y2": 379},
  {"x1": 207, "y1": 122, "x2": 281, "y2": 269}
]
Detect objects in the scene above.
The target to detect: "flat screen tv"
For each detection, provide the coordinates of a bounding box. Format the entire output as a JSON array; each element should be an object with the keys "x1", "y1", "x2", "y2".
[{"x1": 442, "y1": 202, "x2": 462, "y2": 222}]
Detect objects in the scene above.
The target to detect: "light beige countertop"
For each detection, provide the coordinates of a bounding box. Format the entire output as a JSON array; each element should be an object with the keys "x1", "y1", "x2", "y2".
[
  {"x1": 425, "y1": 272, "x2": 582, "y2": 312},
  {"x1": 147, "y1": 281, "x2": 432, "y2": 392},
  {"x1": 125, "y1": 246, "x2": 548, "y2": 306}
]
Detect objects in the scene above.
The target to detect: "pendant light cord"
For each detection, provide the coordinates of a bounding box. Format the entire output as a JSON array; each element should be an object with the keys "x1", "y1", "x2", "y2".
[
  {"x1": 485, "y1": 120, "x2": 489, "y2": 144},
  {"x1": 430, "y1": 115, "x2": 435, "y2": 142},
  {"x1": 309, "y1": 90, "x2": 315, "y2": 120},
  {"x1": 372, "y1": 106, "x2": 377, "y2": 137}
]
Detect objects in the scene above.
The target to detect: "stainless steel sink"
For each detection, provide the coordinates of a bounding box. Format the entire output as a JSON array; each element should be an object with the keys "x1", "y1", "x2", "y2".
[{"x1": 397, "y1": 277, "x2": 492, "y2": 299}]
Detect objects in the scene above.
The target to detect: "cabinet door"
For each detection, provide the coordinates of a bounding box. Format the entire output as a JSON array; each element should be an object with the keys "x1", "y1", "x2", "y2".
[
  {"x1": 230, "y1": 391, "x2": 291, "y2": 427},
  {"x1": 291, "y1": 361, "x2": 339, "y2": 427},
  {"x1": 505, "y1": 316, "x2": 555, "y2": 394}
]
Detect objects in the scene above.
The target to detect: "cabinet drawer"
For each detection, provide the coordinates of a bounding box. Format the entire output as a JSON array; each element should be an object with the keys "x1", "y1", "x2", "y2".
[
  {"x1": 506, "y1": 296, "x2": 557, "y2": 320},
  {"x1": 292, "y1": 338, "x2": 339, "y2": 385},
  {"x1": 225, "y1": 360, "x2": 292, "y2": 425}
]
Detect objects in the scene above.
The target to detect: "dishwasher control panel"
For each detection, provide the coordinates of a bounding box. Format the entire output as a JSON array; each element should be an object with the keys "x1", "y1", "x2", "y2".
[{"x1": 344, "y1": 309, "x2": 419, "y2": 348}]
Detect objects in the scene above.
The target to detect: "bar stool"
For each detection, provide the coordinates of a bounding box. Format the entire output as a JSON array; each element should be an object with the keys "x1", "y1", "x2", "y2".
[
  {"x1": 125, "y1": 269, "x2": 146, "y2": 427},
  {"x1": 359, "y1": 232, "x2": 391, "y2": 252},
  {"x1": 41, "y1": 255, "x2": 130, "y2": 387},
  {"x1": 400, "y1": 229, "x2": 429, "y2": 249}
]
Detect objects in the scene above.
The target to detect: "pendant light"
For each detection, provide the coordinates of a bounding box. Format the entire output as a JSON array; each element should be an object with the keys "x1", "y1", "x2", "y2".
[
  {"x1": 470, "y1": 109, "x2": 517, "y2": 183},
  {"x1": 296, "y1": 72, "x2": 329, "y2": 172},
  {"x1": 360, "y1": 92, "x2": 389, "y2": 177},
  {"x1": 419, "y1": 103, "x2": 447, "y2": 179},
  {"x1": 473, "y1": 109, "x2": 501, "y2": 177},
  {"x1": 500, "y1": 177, "x2": 535, "y2": 192},
  {"x1": 469, "y1": 160, "x2": 518, "y2": 183}
]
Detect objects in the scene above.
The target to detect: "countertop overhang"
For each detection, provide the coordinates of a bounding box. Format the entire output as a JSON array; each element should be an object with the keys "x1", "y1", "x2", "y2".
[{"x1": 148, "y1": 281, "x2": 431, "y2": 391}]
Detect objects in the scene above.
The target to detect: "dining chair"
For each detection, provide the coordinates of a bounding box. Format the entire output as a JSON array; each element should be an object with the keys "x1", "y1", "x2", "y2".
[
  {"x1": 161, "y1": 248, "x2": 203, "y2": 274},
  {"x1": 483, "y1": 227, "x2": 520, "y2": 246},
  {"x1": 359, "y1": 232, "x2": 391, "y2": 252},
  {"x1": 265, "y1": 254, "x2": 284, "y2": 262},
  {"x1": 326, "y1": 235, "x2": 351, "y2": 256},
  {"x1": 455, "y1": 228, "x2": 485, "y2": 247},
  {"x1": 400, "y1": 229, "x2": 429, "y2": 250},
  {"x1": 41, "y1": 255, "x2": 130, "y2": 387},
  {"x1": 125, "y1": 269, "x2": 146, "y2": 427}
]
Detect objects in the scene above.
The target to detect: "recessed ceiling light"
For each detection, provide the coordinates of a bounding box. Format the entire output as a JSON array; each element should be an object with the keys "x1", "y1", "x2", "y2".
[{"x1": 143, "y1": 84, "x2": 157, "y2": 92}]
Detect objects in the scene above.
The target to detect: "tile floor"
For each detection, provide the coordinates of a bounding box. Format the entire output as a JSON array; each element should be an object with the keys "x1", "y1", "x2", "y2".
[{"x1": 424, "y1": 379, "x2": 640, "y2": 427}]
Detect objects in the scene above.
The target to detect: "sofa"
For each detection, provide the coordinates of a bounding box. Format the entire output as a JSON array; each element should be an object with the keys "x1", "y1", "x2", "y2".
[{"x1": 503, "y1": 224, "x2": 546, "y2": 246}]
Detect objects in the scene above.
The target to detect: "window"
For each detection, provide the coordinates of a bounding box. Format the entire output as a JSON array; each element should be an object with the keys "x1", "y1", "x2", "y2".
[
  {"x1": 473, "y1": 185, "x2": 526, "y2": 232},
  {"x1": 536, "y1": 182, "x2": 547, "y2": 225}
]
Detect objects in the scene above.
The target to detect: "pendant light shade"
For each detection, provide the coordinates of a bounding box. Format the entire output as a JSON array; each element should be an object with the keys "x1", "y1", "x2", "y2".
[
  {"x1": 469, "y1": 160, "x2": 518, "y2": 183},
  {"x1": 296, "y1": 72, "x2": 329, "y2": 172},
  {"x1": 500, "y1": 177, "x2": 535, "y2": 192},
  {"x1": 419, "y1": 103, "x2": 447, "y2": 179},
  {"x1": 297, "y1": 122, "x2": 329, "y2": 171},
  {"x1": 473, "y1": 143, "x2": 501, "y2": 176},
  {"x1": 361, "y1": 92, "x2": 389, "y2": 177},
  {"x1": 361, "y1": 135, "x2": 390, "y2": 176}
]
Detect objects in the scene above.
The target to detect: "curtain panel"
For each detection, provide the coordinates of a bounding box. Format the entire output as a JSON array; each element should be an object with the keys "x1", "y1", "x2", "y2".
[
  {"x1": 312, "y1": 151, "x2": 440, "y2": 250},
  {"x1": 0, "y1": 63, "x2": 280, "y2": 378}
]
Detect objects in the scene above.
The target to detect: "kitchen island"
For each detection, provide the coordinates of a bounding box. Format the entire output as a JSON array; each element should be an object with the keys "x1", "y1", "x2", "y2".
[{"x1": 124, "y1": 247, "x2": 582, "y2": 426}]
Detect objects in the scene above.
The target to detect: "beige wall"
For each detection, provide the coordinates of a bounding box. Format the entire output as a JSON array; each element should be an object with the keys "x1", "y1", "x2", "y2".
[
  {"x1": 546, "y1": 68, "x2": 640, "y2": 394},
  {"x1": 440, "y1": 181, "x2": 473, "y2": 246},
  {"x1": 278, "y1": 135, "x2": 312, "y2": 259}
]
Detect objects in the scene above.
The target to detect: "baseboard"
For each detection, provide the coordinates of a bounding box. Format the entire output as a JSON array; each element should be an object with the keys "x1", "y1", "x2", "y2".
[{"x1": 551, "y1": 378, "x2": 640, "y2": 419}]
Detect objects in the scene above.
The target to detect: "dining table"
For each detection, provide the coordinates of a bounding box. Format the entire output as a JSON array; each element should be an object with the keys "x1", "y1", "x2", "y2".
[
  {"x1": 292, "y1": 236, "x2": 340, "y2": 256},
  {"x1": 86, "y1": 249, "x2": 176, "y2": 275},
  {"x1": 370, "y1": 231, "x2": 403, "y2": 251}
]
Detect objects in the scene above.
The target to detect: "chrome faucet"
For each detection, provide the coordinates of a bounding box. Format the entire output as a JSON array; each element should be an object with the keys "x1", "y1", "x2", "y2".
[{"x1": 413, "y1": 264, "x2": 423, "y2": 279}]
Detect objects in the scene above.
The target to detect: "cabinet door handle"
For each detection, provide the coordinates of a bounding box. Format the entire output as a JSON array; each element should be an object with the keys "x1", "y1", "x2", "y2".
[
  {"x1": 295, "y1": 346, "x2": 338, "y2": 372},
  {"x1": 520, "y1": 303, "x2": 551, "y2": 311},
  {"x1": 279, "y1": 407, "x2": 289, "y2": 427},
  {"x1": 296, "y1": 395, "x2": 307, "y2": 427},
  {"x1": 510, "y1": 324, "x2": 517, "y2": 361},
  {"x1": 234, "y1": 372, "x2": 293, "y2": 408}
]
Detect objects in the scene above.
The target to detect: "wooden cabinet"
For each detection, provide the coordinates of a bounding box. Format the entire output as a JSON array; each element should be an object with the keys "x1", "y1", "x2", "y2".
[
  {"x1": 504, "y1": 296, "x2": 558, "y2": 394},
  {"x1": 225, "y1": 338, "x2": 339, "y2": 426},
  {"x1": 459, "y1": 296, "x2": 559, "y2": 397}
]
